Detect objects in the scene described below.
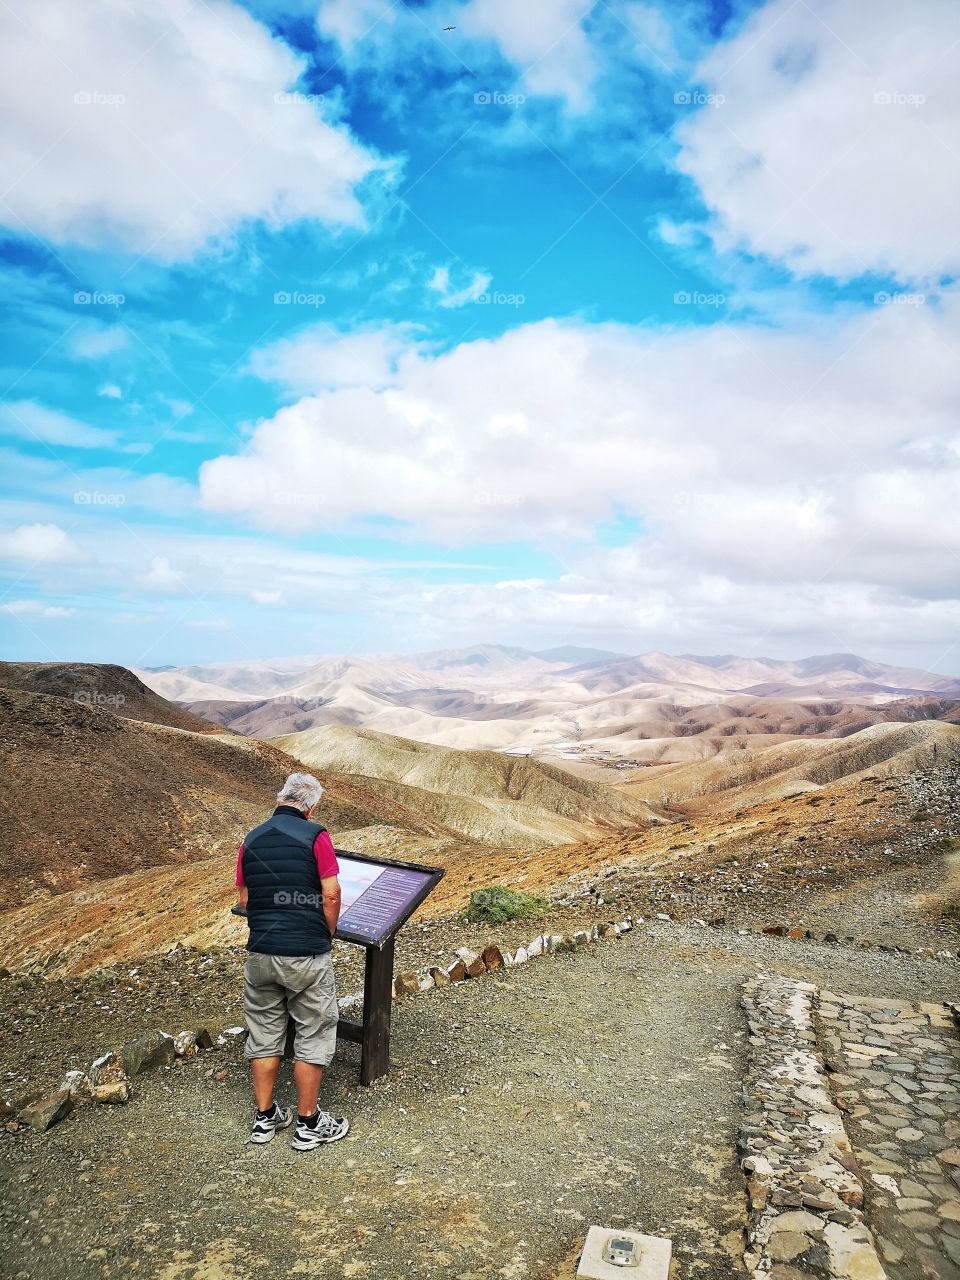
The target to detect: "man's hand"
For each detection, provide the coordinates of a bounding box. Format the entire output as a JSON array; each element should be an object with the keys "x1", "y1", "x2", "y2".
[
  {"x1": 321, "y1": 875, "x2": 341, "y2": 937},
  {"x1": 237, "y1": 885, "x2": 249, "y2": 908}
]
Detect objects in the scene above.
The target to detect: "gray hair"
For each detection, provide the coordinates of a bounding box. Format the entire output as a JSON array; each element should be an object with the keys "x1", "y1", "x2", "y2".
[{"x1": 277, "y1": 772, "x2": 324, "y2": 811}]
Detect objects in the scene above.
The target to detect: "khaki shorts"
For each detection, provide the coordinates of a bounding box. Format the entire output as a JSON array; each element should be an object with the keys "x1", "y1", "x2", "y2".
[{"x1": 243, "y1": 952, "x2": 338, "y2": 1066}]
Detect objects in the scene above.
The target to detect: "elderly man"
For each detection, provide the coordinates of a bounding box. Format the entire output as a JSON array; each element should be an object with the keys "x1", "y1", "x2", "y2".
[{"x1": 235, "y1": 771, "x2": 350, "y2": 1150}]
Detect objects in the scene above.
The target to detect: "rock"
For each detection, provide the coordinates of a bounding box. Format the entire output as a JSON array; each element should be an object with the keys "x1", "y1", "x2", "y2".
[
  {"x1": 394, "y1": 970, "x2": 419, "y2": 998},
  {"x1": 481, "y1": 945, "x2": 503, "y2": 972},
  {"x1": 416, "y1": 972, "x2": 435, "y2": 993},
  {"x1": 526, "y1": 937, "x2": 544, "y2": 959},
  {"x1": 60, "y1": 1070, "x2": 93, "y2": 1103},
  {"x1": 598, "y1": 923, "x2": 618, "y2": 940},
  {"x1": 572, "y1": 930, "x2": 590, "y2": 948},
  {"x1": 173, "y1": 1031, "x2": 198, "y2": 1058},
  {"x1": 428, "y1": 967, "x2": 450, "y2": 987},
  {"x1": 121, "y1": 1029, "x2": 176, "y2": 1077},
  {"x1": 447, "y1": 960, "x2": 468, "y2": 983},
  {"x1": 512, "y1": 947, "x2": 528, "y2": 965},
  {"x1": 763, "y1": 924, "x2": 789, "y2": 937},
  {"x1": 22, "y1": 1089, "x2": 73, "y2": 1132},
  {"x1": 769, "y1": 1211, "x2": 826, "y2": 1236},
  {"x1": 767, "y1": 1232, "x2": 812, "y2": 1262},
  {"x1": 455, "y1": 948, "x2": 486, "y2": 977},
  {"x1": 938, "y1": 1149, "x2": 960, "y2": 1168},
  {"x1": 195, "y1": 1028, "x2": 214, "y2": 1050},
  {"x1": 93, "y1": 1079, "x2": 130, "y2": 1105}
]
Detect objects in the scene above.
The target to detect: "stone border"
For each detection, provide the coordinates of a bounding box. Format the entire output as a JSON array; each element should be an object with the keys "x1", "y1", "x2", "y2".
[
  {"x1": 386, "y1": 916, "x2": 633, "y2": 1003},
  {"x1": 739, "y1": 975, "x2": 886, "y2": 1278}
]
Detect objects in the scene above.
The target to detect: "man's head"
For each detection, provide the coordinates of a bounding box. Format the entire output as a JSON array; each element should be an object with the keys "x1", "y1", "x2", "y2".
[{"x1": 277, "y1": 772, "x2": 324, "y2": 815}]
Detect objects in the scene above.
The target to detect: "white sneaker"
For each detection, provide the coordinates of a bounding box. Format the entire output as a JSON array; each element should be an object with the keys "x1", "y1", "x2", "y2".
[
  {"x1": 291, "y1": 1110, "x2": 350, "y2": 1151},
  {"x1": 249, "y1": 1103, "x2": 293, "y2": 1144}
]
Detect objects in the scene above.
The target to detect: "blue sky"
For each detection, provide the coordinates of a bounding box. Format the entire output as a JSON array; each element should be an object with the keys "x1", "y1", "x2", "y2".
[{"x1": 1, "y1": 0, "x2": 958, "y2": 671}]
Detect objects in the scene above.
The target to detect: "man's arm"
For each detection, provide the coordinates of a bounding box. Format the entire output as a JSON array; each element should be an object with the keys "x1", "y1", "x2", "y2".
[
  {"x1": 235, "y1": 844, "x2": 248, "y2": 908},
  {"x1": 320, "y1": 875, "x2": 341, "y2": 937}
]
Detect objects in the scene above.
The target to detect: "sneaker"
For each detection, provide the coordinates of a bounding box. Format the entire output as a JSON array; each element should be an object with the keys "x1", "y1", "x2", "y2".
[
  {"x1": 249, "y1": 1103, "x2": 293, "y2": 1145},
  {"x1": 291, "y1": 1109, "x2": 350, "y2": 1151}
]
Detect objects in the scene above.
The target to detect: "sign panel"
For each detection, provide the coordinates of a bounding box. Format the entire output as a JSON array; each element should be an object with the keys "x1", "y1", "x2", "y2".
[
  {"x1": 231, "y1": 848, "x2": 444, "y2": 951},
  {"x1": 334, "y1": 850, "x2": 443, "y2": 948}
]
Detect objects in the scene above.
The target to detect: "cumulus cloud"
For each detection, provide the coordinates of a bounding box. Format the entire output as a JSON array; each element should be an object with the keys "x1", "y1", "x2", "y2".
[
  {"x1": 675, "y1": 0, "x2": 960, "y2": 281},
  {"x1": 248, "y1": 322, "x2": 424, "y2": 394},
  {"x1": 200, "y1": 295, "x2": 960, "y2": 601},
  {"x1": 0, "y1": 0, "x2": 389, "y2": 259},
  {"x1": 0, "y1": 523, "x2": 88, "y2": 564}
]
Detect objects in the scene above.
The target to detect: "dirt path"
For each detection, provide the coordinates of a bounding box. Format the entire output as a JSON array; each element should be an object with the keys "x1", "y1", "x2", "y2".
[{"x1": 3, "y1": 923, "x2": 959, "y2": 1280}]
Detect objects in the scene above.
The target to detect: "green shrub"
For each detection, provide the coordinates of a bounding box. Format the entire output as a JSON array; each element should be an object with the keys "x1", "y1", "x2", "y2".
[{"x1": 465, "y1": 884, "x2": 550, "y2": 925}]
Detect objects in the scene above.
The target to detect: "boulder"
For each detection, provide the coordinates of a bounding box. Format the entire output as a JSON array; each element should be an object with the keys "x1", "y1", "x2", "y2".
[
  {"x1": 598, "y1": 923, "x2": 618, "y2": 941},
  {"x1": 22, "y1": 1089, "x2": 73, "y2": 1132},
  {"x1": 416, "y1": 971, "x2": 435, "y2": 993},
  {"x1": 513, "y1": 946, "x2": 529, "y2": 965},
  {"x1": 394, "y1": 970, "x2": 419, "y2": 998},
  {"x1": 429, "y1": 966, "x2": 450, "y2": 987},
  {"x1": 447, "y1": 959, "x2": 468, "y2": 983},
  {"x1": 60, "y1": 1070, "x2": 93, "y2": 1103},
  {"x1": 195, "y1": 1028, "x2": 214, "y2": 1050},
  {"x1": 173, "y1": 1031, "x2": 198, "y2": 1058},
  {"x1": 481, "y1": 945, "x2": 504, "y2": 972},
  {"x1": 526, "y1": 936, "x2": 545, "y2": 959},
  {"x1": 121, "y1": 1029, "x2": 176, "y2": 1077},
  {"x1": 93, "y1": 1079, "x2": 130, "y2": 1105}
]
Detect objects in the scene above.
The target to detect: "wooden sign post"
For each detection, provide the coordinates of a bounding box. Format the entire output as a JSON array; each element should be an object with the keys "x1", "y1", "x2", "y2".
[{"x1": 234, "y1": 849, "x2": 444, "y2": 1086}]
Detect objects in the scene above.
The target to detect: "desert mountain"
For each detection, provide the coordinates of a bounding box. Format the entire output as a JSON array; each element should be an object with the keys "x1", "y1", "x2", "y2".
[
  {"x1": 271, "y1": 724, "x2": 650, "y2": 847},
  {"x1": 0, "y1": 686, "x2": 444, "y2": 905},
  {"x1": 0, "y1": 661, "x2": 221, "y2": 733},
  {"x1": 138, "y1": 645, "x2": 960, "y2": 760}
]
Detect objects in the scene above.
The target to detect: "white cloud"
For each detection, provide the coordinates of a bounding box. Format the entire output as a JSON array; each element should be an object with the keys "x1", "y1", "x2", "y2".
[
  {"x1": 251, "y1": 589, "x2": 285, "y2": 605},
  {"x1": 69, "y1": 326, "x2": 130, "y2": 359},
  {"x1": 0, "y1": 599, "x2": 76, "y2": 619},
  {"x1": 0, "y1": 401, "x2": 118, "y2": 449},
  {"x1": 675, "y1": 0, "x2": 960, "y2": 282},
  {"x1": 0, "y1": 523, "x2": 88, "y2": 564},
  {"x1": 139, "y1": 555, "x2": 185, "y2": 591},
  {"x1": 201, "y1": 293, "x2": 960, "y2": 607},
  {"x1": 459, "y1": 0, "x2": 597, "y2": 109},
  {"x1": 98, "y1": 384, "x2": 123, "y2": 400},
  {"x1": 427, "y1": 265, "x2": 492, "y2": 308},
  {"x1": 0, "y1": 0, "x2": 389, "y2": 259},
  {"x1": 248, "y1": 322, "x2": 423, "y2": 394},
  {"x1": 186, "y1": 617, "x2": 230, "y2": 631}
]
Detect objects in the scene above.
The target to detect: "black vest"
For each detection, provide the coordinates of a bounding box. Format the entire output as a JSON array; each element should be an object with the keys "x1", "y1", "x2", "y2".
[{"x1": 242, "y1": 806, "x2": 333, "y2": 956}]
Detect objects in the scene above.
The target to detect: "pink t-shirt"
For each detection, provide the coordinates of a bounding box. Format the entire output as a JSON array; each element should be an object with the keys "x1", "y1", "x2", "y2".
[{"x1": 235, "y1": 829, "x2": 340, "y2": 888}]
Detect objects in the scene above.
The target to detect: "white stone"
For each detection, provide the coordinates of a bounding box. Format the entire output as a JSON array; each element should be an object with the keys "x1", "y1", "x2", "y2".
[
  {"x1": 416, "y1": 972, "x2": 435, "y2": 993},
  {"x1": 577, "y1": 1226, "x2": 671, "y2": 1279},
  {"x1": 527, "y1": 937, "x2": 544, "y2": 959},
  {"x1": 513, "y1": 947, "x2": 529, "y2": 965}
]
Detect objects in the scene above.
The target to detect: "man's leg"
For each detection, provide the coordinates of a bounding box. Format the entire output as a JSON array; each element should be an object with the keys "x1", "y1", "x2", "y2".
[
  {"x1": 293, "y1": 1059, "x2": 323, "y2": 1116},
  {"x1": 286, "y1": 954, "x2": 349, "y2": 1149},
  {"x1": 243, "y1": 955, "x2": 293, "y2": 1141},
  {"x1": 251, "y1": 1055, "x2": 282, "y2": 1111}
]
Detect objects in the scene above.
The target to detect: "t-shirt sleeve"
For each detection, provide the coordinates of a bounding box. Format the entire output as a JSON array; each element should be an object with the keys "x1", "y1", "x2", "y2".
[
  {"x1": 235, "y1": 843, "x2": 245, "y2": 888},
  {"x1": 313, "y1": 830, "x2": 340, "y2": 880}
]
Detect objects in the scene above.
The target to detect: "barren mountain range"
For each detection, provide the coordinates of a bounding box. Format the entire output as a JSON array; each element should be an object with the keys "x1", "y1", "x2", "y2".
[
  {"x1": 139, "y1": 645, "x2": 960, "y2": 763},
  {"x1": 0, "y1": 654, "x2": 957, "y2": 978}
]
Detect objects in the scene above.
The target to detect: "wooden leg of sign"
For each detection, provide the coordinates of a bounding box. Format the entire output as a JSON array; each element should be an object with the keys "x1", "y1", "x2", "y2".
[{"x1": 359, "y1": 936, "x2": 395, "y2": 1086}]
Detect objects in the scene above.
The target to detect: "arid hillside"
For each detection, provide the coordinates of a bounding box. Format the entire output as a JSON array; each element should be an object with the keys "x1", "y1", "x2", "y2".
[
  {"x1": 0, "y1": 661, "x2": 220, "y2": 734},
  {"x1": 271, "y1": 724, "x2": 650, "y2": 846},
  {"x1": 0, "y1": 687, "x2": 449, "y2": 905},
  {"x1": 1, "y1": 715, "x2": 956, "y2": 978}
]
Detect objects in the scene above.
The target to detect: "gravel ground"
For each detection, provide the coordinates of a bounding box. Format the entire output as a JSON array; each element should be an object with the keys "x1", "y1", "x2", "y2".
[{"x1": 2, "y1": 922, "x2": 960, "y2": 1280}]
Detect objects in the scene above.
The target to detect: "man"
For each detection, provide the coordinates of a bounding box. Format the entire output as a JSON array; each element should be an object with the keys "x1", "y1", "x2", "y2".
[{"x1": 235, "y1": 771, "x2": 350, "y2": 1151}]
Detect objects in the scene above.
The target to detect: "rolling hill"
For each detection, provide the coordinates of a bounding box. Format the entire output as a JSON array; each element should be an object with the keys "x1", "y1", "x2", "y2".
[{"x1": 270, "y1": 724, "x2": 651, "y2": 847}]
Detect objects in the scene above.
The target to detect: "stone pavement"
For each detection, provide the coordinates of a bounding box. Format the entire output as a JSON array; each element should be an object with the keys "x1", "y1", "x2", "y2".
[{"x1": 817, "y1": 992, "x2": 960, "y2": 1279}]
